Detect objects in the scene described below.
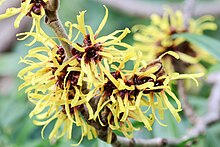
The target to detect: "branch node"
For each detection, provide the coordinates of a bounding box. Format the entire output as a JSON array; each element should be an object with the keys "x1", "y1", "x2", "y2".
[
  {"x1": 45, "y1": 0, "x2": 59, "y2": 12},
  {"x1": 162, "y1": 138, "x2": 168, "y2": 146}
]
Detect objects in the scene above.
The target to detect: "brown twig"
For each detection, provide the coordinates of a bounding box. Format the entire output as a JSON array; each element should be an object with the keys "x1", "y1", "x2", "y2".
[
  {"x1": 113, "y1": 72, "x2": 220, "y2": 147},
  {"x1": 100, "y1": 0, "x2": 220, "y2": 18},
  {"x1": 177, "y1": 80, "x2": 198, "y2": 125},
  {"x1": 80, "y1": 96, "x2": 118, "y2": 144},
  {"x1": 178, "y1": 0, "x2": 198, "y2": 125},
  {"x1": 44, "y1": 0, "x2": 72, "y2": 59},
  {"x1": 203, "y1": 72, "x2": 220, "y2": 125},
  {"x1": 112, "y1": 137, "x2": 168, "y2": 147}
]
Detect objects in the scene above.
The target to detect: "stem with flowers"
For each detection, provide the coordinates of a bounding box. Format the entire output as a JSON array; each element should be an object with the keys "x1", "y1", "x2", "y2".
[
  {"x1": 45, "y1": 0, "x2": 72, "y2": 59},
  {"x1": 45, "y1": 0, "x2": 119, "y2": 144}
]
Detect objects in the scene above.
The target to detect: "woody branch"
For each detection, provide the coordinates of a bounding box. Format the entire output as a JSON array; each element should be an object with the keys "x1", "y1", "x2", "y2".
[{"x1": 44, "y1": 0, "x2": 72, "y2": 59}]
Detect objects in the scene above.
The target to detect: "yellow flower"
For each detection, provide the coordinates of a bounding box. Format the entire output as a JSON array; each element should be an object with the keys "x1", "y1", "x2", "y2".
[
  {"x1": 93, "y1": 51, "x2": 203, "y2": 138},
  {"x1": 18, "y1": 33, "x2": 96, "y2": 145},
  {"x1": 132, "y1": 8, "x2": 217, "y2": 74},
  {"x1": 0, "y1": 0, "x2": 47, "y2": 28},
  {"x1": 64, "y1": 6, "x2": 136, "y2": 88}
]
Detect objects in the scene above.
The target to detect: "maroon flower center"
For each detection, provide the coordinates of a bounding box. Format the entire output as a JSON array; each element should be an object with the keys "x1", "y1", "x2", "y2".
[
  {"x1": 51, "y1": 46, "x2": 80, "y2": 90},
  {"x1": 104, "y1": 71, "x2": 121, "y2": 97},
  {"x1": 24, "y1": 0, "x2": 46, "y2": 16},
  {"x1": 71, "y1": 34, "x2": 103, "y2": 64}
]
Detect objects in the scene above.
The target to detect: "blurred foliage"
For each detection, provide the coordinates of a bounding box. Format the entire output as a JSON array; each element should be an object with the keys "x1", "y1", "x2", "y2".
[
  {"x1": 173, "y1": 33, "x2": 220, "y2": 61},
  {"x1": 0, "y1": 0, "x2": 220, "y2": 147}
]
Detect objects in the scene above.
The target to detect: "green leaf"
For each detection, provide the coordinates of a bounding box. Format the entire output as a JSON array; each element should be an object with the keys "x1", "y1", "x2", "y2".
[
  {"x1": 208, "y1": 63, "x2": 220, "y2": 73},
  {"x1": 188, "y1": 95, "x2": 207, "y2": 115},
  {"x1": 178, "y1": 134, "x2": 204, "y2": 147},
  {"x1": 172, "y1": 33, "x2": 220, "y2": 61},
  {"x1": 205, "y1": 122, "x2": 220, "y2": 147},
  {"x1": 152, "y1": 110, "x2": 186, "y2": 138},
  {"x1": 0, "y1": 53, "x2": 22, "y2": 76}
]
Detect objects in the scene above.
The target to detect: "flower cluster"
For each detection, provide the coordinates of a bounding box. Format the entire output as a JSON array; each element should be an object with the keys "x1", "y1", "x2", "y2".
[
  {"x1": 0, "y1": 0, "x2": 47, "y2": 28},
  {"x1": 64, "y1": 7, "x2": 135, "y2": 88},
  {"x1": 18, "y1": 34, "x2": 97, "y2": 145},
  {"x1": 94, "y1": 51, "x2": 203, "y2": 139},
  {"x1": 132, "y1": 8, "x2": 217, "y2": 74},
  {"x1": 17, "y1": 6, "x2": 137, "y2": 145},
  {"x1": 9, "y1": 5, "x2": 203, "y2": 146}
]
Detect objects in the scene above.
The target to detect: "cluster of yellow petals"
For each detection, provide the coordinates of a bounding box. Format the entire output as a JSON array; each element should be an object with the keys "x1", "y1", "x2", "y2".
[
  {"x1": 132, "y1": 8, "x2": 217, "y2": 74},
  {"x1": 15, "y1": 6, "x2": 205, "y2": 146},
  {"x1": 0, "y1": 0, "x2": 47, "y2": 28},
  {"x1": 18, "y1": 34, "x2": 97, "y2": 145},
  {"x1": 64, "y1": 6, "x2": 136, "y2": 88},
  {"x1": 94, "y1": 51, "x2": 203, "y2": 139},
  {"x1": 17, "y1": 6, "x2": 137, "y2": 145}
]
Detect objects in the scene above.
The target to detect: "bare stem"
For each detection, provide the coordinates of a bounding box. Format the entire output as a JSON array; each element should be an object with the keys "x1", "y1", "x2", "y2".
[
  {"x1": 44, "y1": 0, "x2": 72, "y2": 59},
  {"x1": 113, "y1": 137, "x2": 168, "y2": 147},
  {"x1": 203, "y1": 72, "x2": 220, "y2": 125},
  {"x1": 177, "y1": 80, "x2": 198, "y2": 125}
]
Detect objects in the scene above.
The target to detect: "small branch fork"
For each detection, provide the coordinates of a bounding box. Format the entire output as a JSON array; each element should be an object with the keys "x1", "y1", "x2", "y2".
[
  {"x1": 44, "y1": 1, "x2": 220, "y2": 147},
  {"x1": 177, "y1": 80, "x2": 198, "y2": 125}
]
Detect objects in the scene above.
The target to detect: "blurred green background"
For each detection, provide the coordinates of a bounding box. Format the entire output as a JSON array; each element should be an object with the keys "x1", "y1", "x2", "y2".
[{"x1": 0, "y1": 0, "x2": 220, "y2": 147}]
